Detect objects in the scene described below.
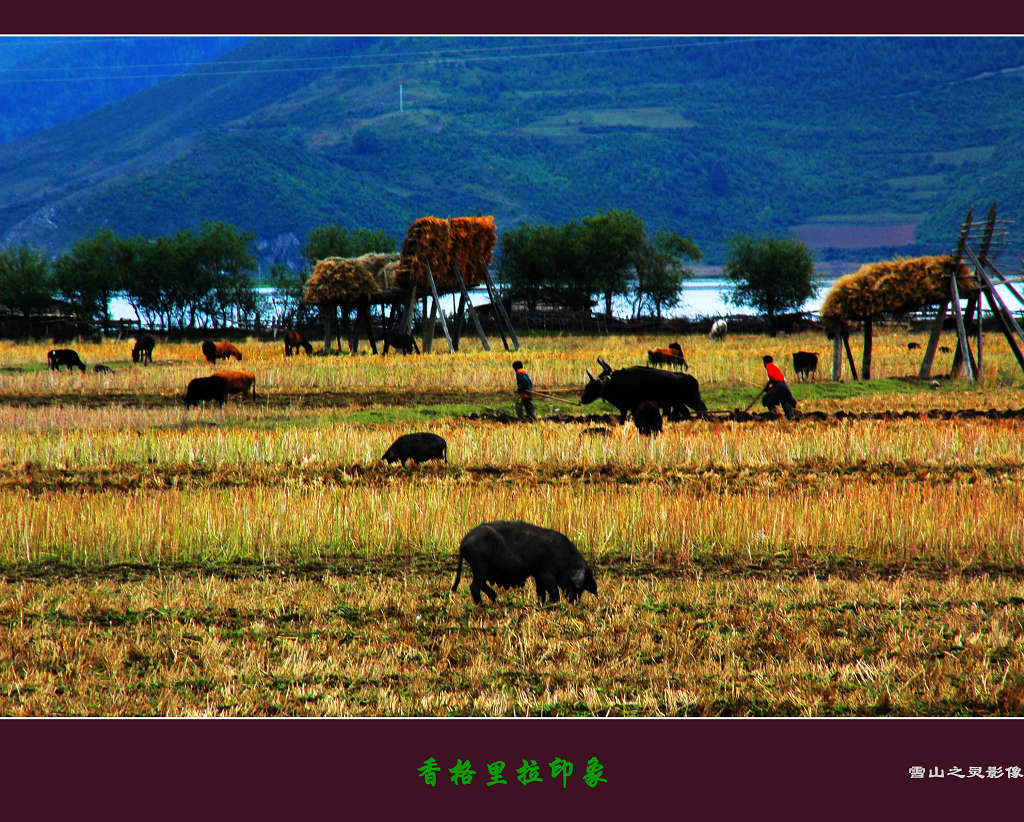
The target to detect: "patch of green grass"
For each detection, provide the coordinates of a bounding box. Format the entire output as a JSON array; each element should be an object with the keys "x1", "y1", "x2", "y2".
[{"x1": 702, "y1": 376, "x2": 974, "y2": 412}]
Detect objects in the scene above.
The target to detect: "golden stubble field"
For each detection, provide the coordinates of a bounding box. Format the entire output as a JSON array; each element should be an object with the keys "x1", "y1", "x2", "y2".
[{"x1": 1, "y1": 328, "x2": 1023, "y2": 716}]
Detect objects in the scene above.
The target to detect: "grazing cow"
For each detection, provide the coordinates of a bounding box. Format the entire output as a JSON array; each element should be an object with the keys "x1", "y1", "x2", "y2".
[
  {"x1": 907, "y1": 342, "x2": 921, "y2": 350},
  {"x1": 451, "y1": 520, "x2": 598, "y2": 606},
  {"x1": 284, "y1": 330, "x2": 313, "y2": 356},
  {"x1": 93, "y1": 364, "x2": 113, "y2": 374},
  {"x1": 939, "y1": 346, "x2": 952, "y2": 353},
  {"x1": 211, "y1": 369, "x2": 256, "y2": 400},
  {"x1": 132, "y1": 335, "x2": 155, "y2": 364},
  {"x1": 709, "y1": 318, "x2": 728, "y2": 341},
  {"x1": 382, "y1": 432, "x2": 448, "y2": 464},
  {"x1": 47, "y1": 349, "x2": 86, "y2": 372},
  {"x1": 581, "y1": 357, "x2": 707, "y2": 422},
  {"x1": 632, "y1": 400, "x2": 663, "y2": 436},
  {"x1": 183, "y1": 375, "x2": 229, "y2": 408},
  {"x1": 381, "y1": 331, "x2": 421, "y2": 356},
  {"x1": 792, "y1": 351, "x2": 819, "y2": 382},
  {"x1": 647, "y1": 341, "x2": 688, "y2": 370},
  {"x1": 202, "y1": 340, "x2": 242, "y2": 364}
]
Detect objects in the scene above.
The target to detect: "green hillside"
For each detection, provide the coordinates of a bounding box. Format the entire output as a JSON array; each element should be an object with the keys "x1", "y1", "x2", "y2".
[{"x1": 2, "y1": 36, "x2": 1024, "y2": 267}]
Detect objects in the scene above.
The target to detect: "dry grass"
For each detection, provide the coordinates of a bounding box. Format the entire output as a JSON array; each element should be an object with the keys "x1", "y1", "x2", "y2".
[
  {"x1": 4, "y1": 572, "x2": 1024, "y2": 716},
  {"x1": 0, "y1": 326, "x2": 1023, "y2": 715}
]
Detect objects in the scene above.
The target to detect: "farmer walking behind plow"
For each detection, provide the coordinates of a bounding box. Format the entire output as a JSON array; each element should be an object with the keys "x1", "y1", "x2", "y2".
[
  {"x1": 513, "y1": 360, "x2": 536, "y2": 421},
  {"x1": 761, "y1": 355, "x2": 798, "y2": 420}
]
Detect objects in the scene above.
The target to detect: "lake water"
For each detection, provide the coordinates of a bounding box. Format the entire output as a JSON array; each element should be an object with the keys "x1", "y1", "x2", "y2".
[{"x1": 107, "y1": 275, "x2": 1023, "y2": 325}]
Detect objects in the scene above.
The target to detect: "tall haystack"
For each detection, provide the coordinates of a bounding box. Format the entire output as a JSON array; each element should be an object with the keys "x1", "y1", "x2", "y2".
[
  {"x1": 821, "y1": 255, "x2": 975, "y2": 321},
  {"x1": 396, "y1": 216, "x2": 497, "y2": 290}
]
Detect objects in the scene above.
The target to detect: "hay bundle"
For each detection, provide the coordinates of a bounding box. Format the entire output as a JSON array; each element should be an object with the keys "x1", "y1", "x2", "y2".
[
  {"x1": 302, "y1": 253, "x2": 401, "y2": 305},
  {"x1": 397, "y1": 216, "x2": 497, "y2": 291},
  {"x1": 821, "y1": 255, "x2": 976, "y2": 321}
]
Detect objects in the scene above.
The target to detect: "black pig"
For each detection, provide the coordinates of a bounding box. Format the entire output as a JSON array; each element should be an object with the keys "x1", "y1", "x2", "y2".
[{"x1": 452, "y1": 520, "x2": 598, "y2": 605}]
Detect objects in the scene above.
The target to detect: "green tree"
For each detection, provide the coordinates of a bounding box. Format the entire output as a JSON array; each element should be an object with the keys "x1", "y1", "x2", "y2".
[
  {"x1": 577, "y1": 209, "x2": 645, "y2": 317},
  {"x1": 54, "y1": 229, "x2": 124, "y2": 331},
  {"x1": 192, "y1": 221, "x2": 258, "y2": 329},
  {"x1": 723, "y1": 234, "x2": 817, "y2": 333},
  {"x1": 267, "y1": 262, "x2": 313, "y2": 327},
  {"x1": 498, "y1": 221, "x2": 591, "y2": 311},
  {"x1": 0, "y1": 244, "x2": 55, "y2": 323},
  {"x1": 119, "y1": 234, "x2": 183, "y2": 330},
  {"x1": 632, "y1": 229, "x2": 701, "y2": 319}
]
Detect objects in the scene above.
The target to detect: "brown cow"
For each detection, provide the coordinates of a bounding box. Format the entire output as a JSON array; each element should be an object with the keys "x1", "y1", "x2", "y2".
[
  {"x1": 211, "y1": 369, "x2": 256, "y2": 400},
  {"x1": 647, "y1": 342, "x2": 688, "y2": 370},
  {"x1": 283, "y1": 330, "x2": 313, "y2": 356},
  {"x1": 202, "y1": 340, "x2": 242, "y2": 363}
]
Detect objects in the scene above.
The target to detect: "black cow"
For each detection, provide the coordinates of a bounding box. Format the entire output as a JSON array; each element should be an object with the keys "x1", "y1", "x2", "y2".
[
  {"x1": 632, "y1": 400, "x2": 663, "y2": 436},
  {"x1": 581, "y1": 357, "x2": 707, "y2": 422},
  {"x1": 451, "y1": 520, "x2": 598, "y2": 605},
  {"x1": 792, "y1": 351, "x2": 819, "y2": 382},
  {"x1": 183, "y1": 375, "x2": 229, "y2": 408},
  {"x1": 907, "y1": 342, "x2": 921, "y2": 350},
  {"x1": 381, "y1": 331, "x2": 420, "y2": 356},
  {"x1": 132, "y1": 335, "x2": 155, "y2": 364},
  {"x1": 382, "y1": 432, "x2": 448, "y2": 464},
  {"x1": 47, "y1": 349, "x2": 86, "y2": 372},
  {"x1": 93, "y1": 364, "x2": 113, "y2": 374}
]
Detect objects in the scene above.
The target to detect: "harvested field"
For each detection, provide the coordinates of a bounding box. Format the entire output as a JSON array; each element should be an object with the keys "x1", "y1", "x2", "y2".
[{"x1": 1, "y1": 329, "x2": 1023, "y2": 716}]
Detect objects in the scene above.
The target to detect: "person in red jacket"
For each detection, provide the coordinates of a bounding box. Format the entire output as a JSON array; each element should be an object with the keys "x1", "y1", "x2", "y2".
[{"x1": 762, "y1": 355, "x2": 798, "y2": 420}]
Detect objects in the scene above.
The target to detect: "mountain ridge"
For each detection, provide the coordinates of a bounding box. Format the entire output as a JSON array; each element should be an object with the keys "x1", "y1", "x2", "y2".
[{"x1": 3, "y1": 36, "x2": 1024, "y2": 268}]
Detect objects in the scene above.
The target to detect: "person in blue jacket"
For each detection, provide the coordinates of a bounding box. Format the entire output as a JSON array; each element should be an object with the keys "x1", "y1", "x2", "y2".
[{"x1": 513, "y1": 360, "x2": 536, "y2": 421}]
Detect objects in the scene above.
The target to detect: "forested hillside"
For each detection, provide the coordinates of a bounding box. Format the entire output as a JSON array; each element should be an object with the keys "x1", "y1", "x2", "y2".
[
  {"x1": 2, "y1": 36, "x2": 1023, "y2": 268},
  {"x1": 0, "y1": 37, "x2": 245, "y2": 144}
]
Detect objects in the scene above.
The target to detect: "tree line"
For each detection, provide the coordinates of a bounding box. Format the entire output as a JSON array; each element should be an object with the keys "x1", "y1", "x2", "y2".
[
  {"x1": 499, "y1": 208, "x2": 818, "y2": 324},
  {"x1": 0, "y1": 209, "x2": 817, "y2": 335},
  {"x1": 0, "y1": 221, "x2": 395, "y2": 334}
]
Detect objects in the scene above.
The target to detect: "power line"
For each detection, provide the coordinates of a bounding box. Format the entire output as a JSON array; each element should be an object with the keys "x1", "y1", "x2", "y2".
[{"x1": 0, "y1": 36, "x2": 775, "y2": 85}]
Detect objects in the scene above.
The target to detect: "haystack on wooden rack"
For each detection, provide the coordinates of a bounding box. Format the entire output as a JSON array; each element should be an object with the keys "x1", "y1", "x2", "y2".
[
  {"x1": 302, "y1": 253, "x2": 402, "y2": 353},
  {"x1": 819, "y1": 203, "x2": 1024, "y2": 383},
  {"x1": 916, "y1": 203, "x2": 1024, "y2": 384},
  {"x1": 301, "y1": 216, "x2": 518, "y2": 354},
  {"x1": 821, "y1": 254, "x2": 976, "y2": 380}
]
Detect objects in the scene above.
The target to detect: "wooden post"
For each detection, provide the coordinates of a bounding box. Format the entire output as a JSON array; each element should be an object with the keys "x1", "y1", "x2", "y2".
[
  {"x1": 346, "y1": 305, "x2": 359, "y2": 354},
  {"x1": 481, "y1": 267, "x2": 519, "y2": 351},
  {"x1": 919, "y1": 301, "x2": 948, "y2": 379},
  {"x1": 423, "y1": 298, "x2": 437, "y2": 353},
  {"x1": 948, "y1": 282, "x2": 974, "y2": 381},
  {"x1": 972, "y1": 293, "x2": 982, "y2": 383},
  {"x1": 399, "y1": 285, "x2": 418, "y2": 335},
  {"x1": 322, "y1": 305, "x2": 333, "y2": 353},
  {"x1": 425, "y1": 265, "x2": 455, "y2": 353},
  {"x1": 360, "y1": 299, "x2": 378, "y2": 355},
  {"x1": 861, "y1": 316, "x2": 873, "y2": 380},
  {"x1": 452, "y1": 292, "x2": 467, "y2": 352},
  {"x1": 948, "y1": 209, "x2": 975, "y2": 381},
  {"x1": 831, "y1": 329, "x2": 843, "y2": 381},
  {"x1": 843, "y1": 329, "x2": 858, "y2": 381},
  {"x1": 451, "y1": 260, "x2": 490, "y2": 352}
]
